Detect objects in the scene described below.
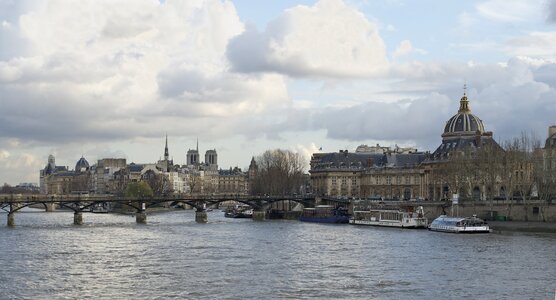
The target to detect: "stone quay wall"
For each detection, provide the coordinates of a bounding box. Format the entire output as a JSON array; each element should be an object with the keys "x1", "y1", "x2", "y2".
[{"x1": 423, "y1": 201, "x2": 556, "y2": 222}]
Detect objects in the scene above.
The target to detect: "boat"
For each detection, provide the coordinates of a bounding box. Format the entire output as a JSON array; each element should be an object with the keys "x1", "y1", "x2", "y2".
[
  {"x1": 428, "y1": 215, "x2": 490, "y2": 233},
  {"x1": 299, "y1": 205, "x2": 350, "y2": 223},
  {"x1": 89, "y1": 203, "x2": 110, "y2": 213},
  {"x1": 349, "y1": 206, "x2": 428, "y2": 228},
  {"x1": 224, "y1": 204, "x2": 253, "y2": 218}
]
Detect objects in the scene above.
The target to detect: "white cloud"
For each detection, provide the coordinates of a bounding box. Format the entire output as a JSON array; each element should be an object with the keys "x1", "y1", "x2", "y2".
[
  {"x1": 0, "y1": 0, "x2": 292, "y2": 145},
  {"x1": 392, "y1": 40, "x2": 426, "y2": 58},
  {"x1": 228, "y1": 0, "x2": 389, "y2": 78},
  {"x1": 506, "y1": 31, "x2": 556, "y2": 59},
  {"x1": 0, "y1": 151, "x2": 42, "y2": 183},
  {"x1": 477, "y1": 0, "x2": 543, "y2": 22},
  {"x1": 294, "y1": 142, "x2": 320, "y2": 166},
  {"x1": 0, "y1": 149, "x2": 10, "y2": 160},
  {"x1": 393, "y1": 40, "x2": 413, "y2": 58}
]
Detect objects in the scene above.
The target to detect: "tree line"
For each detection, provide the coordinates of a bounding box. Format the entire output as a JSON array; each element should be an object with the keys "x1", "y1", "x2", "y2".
[{"x1": 250, "y1": 149, "x2": 306, "y2": 196}]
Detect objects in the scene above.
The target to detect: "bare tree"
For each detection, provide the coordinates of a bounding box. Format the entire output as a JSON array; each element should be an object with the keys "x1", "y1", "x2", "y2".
[
  {"x1": 251, "y1": 149, "x2": 306, "y2": 195},
  {"x1": 143, "y1": 171, "x2": 172, "y2": 196},
  {"x1": 505, "y1": 132, "x2": 540, "y2": 221},
  {"x1": 187, "y1": 173, "x2": 201, "y2": 195}
]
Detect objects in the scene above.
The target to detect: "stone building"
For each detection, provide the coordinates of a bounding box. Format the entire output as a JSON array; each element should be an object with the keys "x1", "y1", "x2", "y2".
[
  {"x1": 247, "y1": 157, "x2": 258, "y2": 194},
  {"x1": 39, "y1": 155, "x2": 68, "y2": 194},
  {"x1": 423, "y1": 88, "x2": 503, "y2": 201},
  {"x1": 539, "y1": 125, "x2": 556, "y2": 200},
  {"x1": 218, "y1": 167, "x2": 247, "y2": 194},
  {"x1": 40, "y1": 155, "x2": 91, "y2": 195},
  {"x1": 310, "y1": 148, "x2": 426, "y2": 199},
  {"x1": 92, "y1": 158, "x2": 127, "y2": 194},
  {"x1": 38, "y1": 138, "x2": 249, "y2": 197},
  {"x1": 309, "y1": 87, "x2": 509, "y2": 202},
  {"x1": 544, "y1": 125, "x2": 556, "y2": 171}
]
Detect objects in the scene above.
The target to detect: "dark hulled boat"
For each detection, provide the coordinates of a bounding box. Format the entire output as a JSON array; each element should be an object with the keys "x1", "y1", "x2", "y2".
[{"x1": 299, "y1": 205, "x2": 350, "y2": 224}]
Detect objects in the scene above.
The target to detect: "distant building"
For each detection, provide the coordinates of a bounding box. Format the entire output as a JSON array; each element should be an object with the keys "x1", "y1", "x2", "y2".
[
  {"x1": 310, "y1": 149, "x2": 426, "y2": 199},
  {"x1": 309, "y1": 87, "x2": 510, "y2": 201},
  {"x1": 427, "y1": 89, "x2": 500, "y2": 162},
  {"x1": 356, "y1": 144, "x2": 418, "y2": 154},
  {"x1": 93, "y1": 158, "x2": 127, "y2": 194},
  {"x1": 423, "y1": 88, "x2": 503, "y2": 201},
  {"x1": 247, "y1": 157, "x2": 258, "y2": 195},
  {"x1": 218, "y1": 167, "x2": 247, "y2": 194},
  {"x1": 544, "y1": 125, "x2": 556, "y2": 172},
  {"x1": 39, "y1": 154, "x2": 68, "y2": 194},
  {"x1": 15, "y1": 183, "x2": 40, "y2": 193}
]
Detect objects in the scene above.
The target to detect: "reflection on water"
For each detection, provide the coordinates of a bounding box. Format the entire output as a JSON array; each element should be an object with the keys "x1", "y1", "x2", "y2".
[{"x1": 0, "y1": 209, "x2": 555, "y2": 299}]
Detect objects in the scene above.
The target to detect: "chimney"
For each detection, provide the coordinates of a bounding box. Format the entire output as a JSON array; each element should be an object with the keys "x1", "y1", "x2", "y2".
[
  {"x1": 475, "y1": 131, "x2": 482, "y2": 146},
  {"x1": 549, "y1": 125, "x2": 556, "y2": 138}
]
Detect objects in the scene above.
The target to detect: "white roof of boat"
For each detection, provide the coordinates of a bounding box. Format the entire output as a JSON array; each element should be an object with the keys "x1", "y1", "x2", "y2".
[{"x1": 433, "y1": 215, "x2": 481, "y2": 222}]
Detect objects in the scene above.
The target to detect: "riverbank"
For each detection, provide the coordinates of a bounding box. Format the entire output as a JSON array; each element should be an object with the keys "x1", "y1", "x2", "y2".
[{"x1": 489, "y1": 221, "x2": 556, "y2": 233}]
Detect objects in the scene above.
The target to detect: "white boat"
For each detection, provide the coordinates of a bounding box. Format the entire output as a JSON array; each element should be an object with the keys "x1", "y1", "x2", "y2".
[
  {"x1": 349, "y1": 206, "x2": 428, "y2": 228},
  {"x1": 224, "y1": 204, "x2": 253, "y2": 218},
  {"x1": 429, "y1": 215, "x2": 490, "y2": 233}
]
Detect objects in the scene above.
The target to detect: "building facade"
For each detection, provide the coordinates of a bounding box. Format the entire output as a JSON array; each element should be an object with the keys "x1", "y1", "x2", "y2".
[
  {"x1": 309, "y1": 89, "x2": 509, "y2": 202},
  {"x1": 310, "y1": 148, "x2": 426, "y2": 199},
  {"x1": 40, "y1": 137, "x2": 250, "y2": 196}
]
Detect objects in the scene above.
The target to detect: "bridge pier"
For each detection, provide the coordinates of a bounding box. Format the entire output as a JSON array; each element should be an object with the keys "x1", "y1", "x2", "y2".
[
  {"x1": 136, "y1": 211, "x2": 147, "y2": 224},
  {"x1": 7, "y1": 213, "x2": 15, "y2": 227},
  {"x1": 195, "y1": 210, "x2": 208, "y2": 223},
  {"x1": 73, "y1": 212, "x2": 83, "y2": 225},
  {"x1": 252, "y1": 210, "x2": 266, "y2": 221},
  {"x1": 45, "y1": 203, "x2": 56, "y2": 212}
]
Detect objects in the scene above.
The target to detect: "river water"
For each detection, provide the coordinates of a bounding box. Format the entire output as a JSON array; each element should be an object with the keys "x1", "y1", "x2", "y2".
[{"x1": 0, "y1": 209, "x2": 554, "y2": 300}]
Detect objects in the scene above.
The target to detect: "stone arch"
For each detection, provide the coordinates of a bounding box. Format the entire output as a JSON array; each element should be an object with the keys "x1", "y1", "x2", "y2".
[
  {"x1": 403, "y1": 188, "x2": 411, "y2": 200},
  {"x1": 472, "y1": 186, "x2": 481, "y2": 201}
]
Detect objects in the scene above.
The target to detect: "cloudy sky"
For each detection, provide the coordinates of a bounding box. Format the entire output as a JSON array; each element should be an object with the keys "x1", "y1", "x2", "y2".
[{"x1": 1, "y1": 0, "x2": 556, "y2": 185}]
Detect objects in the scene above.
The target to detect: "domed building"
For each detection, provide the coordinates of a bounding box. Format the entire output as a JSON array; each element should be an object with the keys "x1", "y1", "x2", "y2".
[
  {"x1": 430, "y1": 88, "x2": 500, "y2": 161},
  {"x1": 424, "y1": 87, "x2": 504, "y2": 202},
  {"x1": 75, "y1": 156, "x2": 90, "y2": 173}
]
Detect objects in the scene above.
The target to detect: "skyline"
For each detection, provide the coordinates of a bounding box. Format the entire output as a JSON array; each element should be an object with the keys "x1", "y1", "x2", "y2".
[{"x1": 2, "y1": 0, "x2": 556, "y2": 184}]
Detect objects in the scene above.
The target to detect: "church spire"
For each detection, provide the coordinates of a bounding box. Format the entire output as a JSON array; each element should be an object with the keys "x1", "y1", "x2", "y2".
[
  {"x1": 164, "y1": 134, "x2": 169, "y2": 160},
  {"x1": 458, "y1": 83, "x2": 471, "y2": 113}
]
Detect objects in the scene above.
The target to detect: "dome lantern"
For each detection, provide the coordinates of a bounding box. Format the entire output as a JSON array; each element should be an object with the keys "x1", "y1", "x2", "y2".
[
  {"x1": 443, "y1": 85, "x2": 485, "y2": 136},
  {"x1": 458, "y1": 84, "x2": 470, "y2": 113}
]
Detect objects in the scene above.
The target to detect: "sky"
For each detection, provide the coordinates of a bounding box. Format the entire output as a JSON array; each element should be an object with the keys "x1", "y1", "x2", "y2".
[{"x1": 1, "y1": 0, "x2": 556, "y2": 185}]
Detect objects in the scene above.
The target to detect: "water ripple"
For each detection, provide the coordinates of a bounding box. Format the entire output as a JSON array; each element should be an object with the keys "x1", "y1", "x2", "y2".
[{"x1": 0, "y1": 210, "x2": 555, "y2": 299}]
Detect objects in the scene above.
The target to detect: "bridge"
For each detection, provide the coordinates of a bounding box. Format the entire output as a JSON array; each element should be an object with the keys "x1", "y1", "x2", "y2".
[
  {"x1": 0, "y1": 193, "x2": 458, "y2": 226},
  {"x1": 0, "y1": 193, "x2": 339, "y2": 226}
]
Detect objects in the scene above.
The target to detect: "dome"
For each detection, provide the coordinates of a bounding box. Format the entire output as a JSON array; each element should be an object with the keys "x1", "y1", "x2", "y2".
[
  {"x1": 443, "y1": 92, "x2": 485, "y2": 135},
  {"x1": 75, "y1": 156, "x2": 90, "y2": 172}
]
